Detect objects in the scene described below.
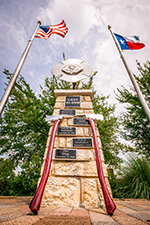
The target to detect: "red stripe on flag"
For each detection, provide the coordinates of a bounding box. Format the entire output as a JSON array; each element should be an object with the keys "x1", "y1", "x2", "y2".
[
  {"x1": 126, "y1": 41, "x2": 145, "y2": 50},
  {"x1": 35, "y1": 20, "x2": 68, "y2": 39}
]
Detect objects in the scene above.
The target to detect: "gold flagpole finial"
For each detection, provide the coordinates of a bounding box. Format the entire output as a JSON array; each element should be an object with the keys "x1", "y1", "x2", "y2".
[{"x1": 38, "y1": 20, "x2": 42, "y2": 25}]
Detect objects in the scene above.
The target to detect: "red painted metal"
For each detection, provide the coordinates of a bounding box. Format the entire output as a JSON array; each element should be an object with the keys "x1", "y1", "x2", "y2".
[
  {"x1": 88, "y1": 118, "x2": 116, "y2": 215},
  {"x1": 29, "y1": 119, "x2": 61, "y2": 214}
]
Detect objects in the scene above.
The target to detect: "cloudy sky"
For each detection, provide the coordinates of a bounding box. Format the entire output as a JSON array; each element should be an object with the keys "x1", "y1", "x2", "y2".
[{"x1": 0, "y1": 0, "x2": 149, "y2": 116}]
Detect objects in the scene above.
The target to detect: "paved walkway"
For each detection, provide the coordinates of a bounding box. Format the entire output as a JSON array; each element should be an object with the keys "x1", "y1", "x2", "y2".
[{"x1": 0, "y1": 197, "x2": 150, "y2": 224}]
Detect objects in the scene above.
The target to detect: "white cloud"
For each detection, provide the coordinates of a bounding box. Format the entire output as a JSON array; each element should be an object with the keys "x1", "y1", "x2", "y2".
[{"x1": 38, "y1": 0, "x2": 100, "y2": 43}]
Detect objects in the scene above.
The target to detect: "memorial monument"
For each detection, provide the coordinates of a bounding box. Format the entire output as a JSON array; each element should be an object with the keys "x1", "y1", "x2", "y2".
[{"x1": 29, "y1": 58, "x2": 116, "y2": 215}]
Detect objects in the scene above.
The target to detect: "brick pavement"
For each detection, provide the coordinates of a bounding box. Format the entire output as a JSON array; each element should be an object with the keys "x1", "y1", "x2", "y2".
[{"x1": 0, "y1": 197, "x2": 150, "y2": 224}]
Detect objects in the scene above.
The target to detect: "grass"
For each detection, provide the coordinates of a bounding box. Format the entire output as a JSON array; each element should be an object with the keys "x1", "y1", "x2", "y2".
[{"x1": 116, "y1": 154, "x2": 150, "y2": 199}]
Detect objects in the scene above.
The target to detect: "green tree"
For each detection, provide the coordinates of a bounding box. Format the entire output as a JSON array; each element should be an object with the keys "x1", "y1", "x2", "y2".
[
  {"x1": 0, "y1": 158, "x2": 16, "y2": 196},
  {"x1": 93, "y1": 94, "x2": 124, "y2": 168},
  {"x1": 0, "y1": 69, "x2": 50, "y2": 195},
  {"x1": 116, "y1": 61, "x2": 150, "y2": 157},
  {"x1": 0, "y1": 67, "x2": 124, "y2": 195}
]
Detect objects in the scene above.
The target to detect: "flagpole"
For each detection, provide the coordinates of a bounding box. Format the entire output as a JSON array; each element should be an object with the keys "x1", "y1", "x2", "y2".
[
  {"x1": 108, "y1": 25, "x2": 150, "y2": 121},
  {"x1": 0, "y1": 20, "x2": 41, "y2": 116}
]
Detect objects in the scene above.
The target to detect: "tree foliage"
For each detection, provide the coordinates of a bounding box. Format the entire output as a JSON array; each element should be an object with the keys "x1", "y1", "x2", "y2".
[
  {"x1": 0, "y1": 67, "x2": 124, "y2": 195},
  {"x1": 0, "y1": 69, "x2": 50, "y2": 195},
  {"x1": 116, "y1": 61, "x2": 150, "y2": 157},
  {"x1": 0, "y1": 158, "x2": 16, "y2": 196}
]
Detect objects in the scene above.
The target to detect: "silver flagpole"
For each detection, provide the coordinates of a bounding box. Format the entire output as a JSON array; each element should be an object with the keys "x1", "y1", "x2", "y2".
[
  {"x1": 0, "y1": 20, "x2": 41, "y2": 116},
  {"x1": 108, "y1": 25, "x2": 150, "y2": 121}
]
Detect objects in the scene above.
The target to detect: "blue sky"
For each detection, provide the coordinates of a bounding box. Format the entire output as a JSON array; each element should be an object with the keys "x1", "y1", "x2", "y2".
[{"x1": 0, "y1": 0, "x2": 149, "y2": 116}]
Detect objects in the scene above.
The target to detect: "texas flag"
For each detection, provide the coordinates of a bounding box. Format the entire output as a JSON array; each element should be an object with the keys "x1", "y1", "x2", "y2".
[{"x1": 114, "y1": 33, "x2": 145, "y2": 50}]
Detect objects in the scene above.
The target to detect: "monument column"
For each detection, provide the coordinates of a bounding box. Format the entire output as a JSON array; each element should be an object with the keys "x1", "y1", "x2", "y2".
[
  {"x1": 40, "y1": 89, "x2": 112, "y2": 209},
  {"x1": 30, "y1": 58, "x2": 116, "y2": 215}
]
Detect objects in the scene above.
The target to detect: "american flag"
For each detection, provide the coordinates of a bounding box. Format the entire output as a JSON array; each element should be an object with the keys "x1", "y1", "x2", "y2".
[{"x1": 35, "y1": 20, "x2": 68, "y2": 39}]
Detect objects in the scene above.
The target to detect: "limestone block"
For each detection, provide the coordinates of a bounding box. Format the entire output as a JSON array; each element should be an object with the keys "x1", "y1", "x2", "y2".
[
  {"x1": 76, "y1": 109, "x2": 84, "y2": 114},
  {"x1": 56, "y1": 96, "x2": 66, "y2": 101},
  {"x1": 50, "y1": 162, "x2": 55, "y2": 175},
  {"x1": 67, "y1": 118, "x2": 73, "y2": 126},
  {"x1": 77, "y1": 149, "x2": 93, "y2": 161},
  {"x1": 54, "y1": 161, "x2": 98, "y2": 177},
  {"x1": 43, "y1": 146, "x2": 48, "y2": 159},
  {"x1": 52, "y1": 149, "x2": 56, "y2": 159},
  {"x1": 54, "y1": 101, "x2": 64, "y2": 109},
  {"x1": 83, "y1": 127, "x2": 92, "y2": 137},
  {"x1": 41, "y1": 177, "x2": 80, "y2": 207},
  {"x1": 100, "y1": 149, "x2": 105, "y2": 162},
  {"x1": 97, "y1": 138, "x2": 102, "y2": 149},
  {"x1": 83, "y1": 109, "x2": 94, "y2": 114},
  {"x1": 96, "y1": 178, "x2": 106, "y2": 209},
  {"x1": 58, "y1": 137, "x2": 66, "y2": 148},
  {"x1": 40, "y1": 161, "x2": 45, "y2": 176},
  {"x1": 81, "y1": 178, "x2": 100, "y2": 207},
  {"x1": 81, "y1": 102, "x2": 93, "y2": 109},
  {"x1": 48, "y1": 126, "x2": 53, "y2": 136},
  {"x1": 54, "y1": 137, "x2": 58, "y2": 148},
  {"x1": 59, "y1": 118, "x2": 67, "y2": 127},
  {"x1": 66, "y1": 137, "x2": 72, "y2": 148},
  {"x1": 53, "y1": 109, "x2": 59, "y2": 115},
  {"x1": 54, "y1": 162, "x2": 82, "y2": 176},
  {"x1": 76, "y1": 127, "x2": 84, "y2": 136},
  {"x1": 80, "y1": 96, "x2": 84, "y2": 102},
  {"x1": 102, "y1": 162, "x2": 108, "y2": 177},
  {"x1": 83, "y1": 161, "x2": 98, "y2": 176},
  {"x1": 84, "y1": 96, "x2": 92, "y2": 102},
  {"x1": 95, "y1": 127, "x2": 100, "y2": 137}
]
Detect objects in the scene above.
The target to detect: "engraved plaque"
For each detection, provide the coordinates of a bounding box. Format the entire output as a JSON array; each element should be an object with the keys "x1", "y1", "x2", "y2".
[
  {"x1": 59, "y1": 109, "x2": 76, "y2": 115},
  {"x1": 73, "y1": 117, "x2": 90, "y2": 126},
  {"x1": 57, "y1": 127, "x2": 76, "y2": 135},
  {"x1": 72, "y1": 138, "x2": 93, "y2": 147},
  {"x1": 65, "y1": 96, "x2": 80, "y2": 107},
  {"x1": 55, "y1": 149, "x2": 77, "y2": 159}
]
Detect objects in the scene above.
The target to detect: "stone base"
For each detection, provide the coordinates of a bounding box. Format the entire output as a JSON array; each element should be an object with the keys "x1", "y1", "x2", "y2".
[{"x1": 41, "y1": 176, "x2": 108, "y2": 209}]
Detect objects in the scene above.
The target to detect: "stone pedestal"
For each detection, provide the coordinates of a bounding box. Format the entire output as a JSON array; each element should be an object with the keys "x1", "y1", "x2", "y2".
[{"x1": 40, "y1": 90, "x2": 112, "y2": 209}]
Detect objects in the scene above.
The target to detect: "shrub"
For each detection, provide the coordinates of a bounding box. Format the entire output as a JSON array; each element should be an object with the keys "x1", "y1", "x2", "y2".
[{"x1": 117, "y1": 154, "x2": 150, "y2": 199}]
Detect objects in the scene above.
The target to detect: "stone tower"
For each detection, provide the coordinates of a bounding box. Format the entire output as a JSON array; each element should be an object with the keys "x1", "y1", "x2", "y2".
[{"x1": 40, "y1": 89, "x2": 112, "y2": 209}]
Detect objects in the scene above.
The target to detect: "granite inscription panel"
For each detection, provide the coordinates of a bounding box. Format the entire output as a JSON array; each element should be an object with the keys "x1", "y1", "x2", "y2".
[
  {"x1": 57, "y1": 127, "x2": 76, "y2": 135},
  {"x1": 55, "y1": 149, "x2": 77, "y2": 159},
  {"x1": 72, "y1": 138, "x2": 93, "y2": 147},
  {"x1": 59, "y1": 109, "x2": 76, "y2": 115},
  {"x1": 65, "y1": 96, "x2": 80, "y2": 107},
  {"x1": 73, "y1": 117, "x2": 90, "y2": 126}
]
